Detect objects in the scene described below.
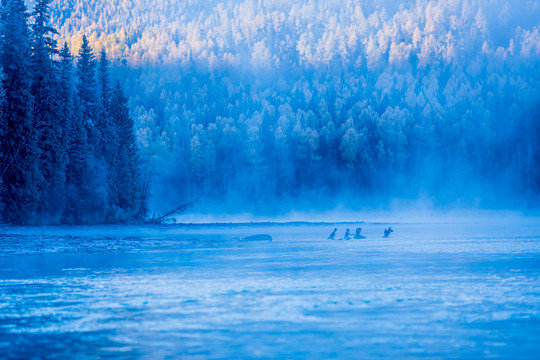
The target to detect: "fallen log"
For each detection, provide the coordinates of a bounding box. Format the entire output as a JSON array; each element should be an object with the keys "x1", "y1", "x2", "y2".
[{"x1": 151, "y1": 198, "x2": 200, "y2": 223}]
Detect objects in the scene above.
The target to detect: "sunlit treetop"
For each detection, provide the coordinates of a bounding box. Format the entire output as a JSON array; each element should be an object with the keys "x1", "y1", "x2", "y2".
[{"x1": 24, "y1": 0, "x2": 540, "y2": 69}]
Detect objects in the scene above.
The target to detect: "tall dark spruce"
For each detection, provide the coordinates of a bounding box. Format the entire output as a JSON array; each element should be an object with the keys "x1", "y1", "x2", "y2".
[
  {"x1": 62, "y1": 39, "x2": 92, "y2": 224},
  {"x1": 58, "y1": 43, "x2": 73, "y2": 167},
  {"x1": 65, "y1": 35, "x2": 107, "y2": 224},
  {"x1": 110, "y1": 81, "x2": 145, "y2": 219},
  {"x1": 31, "y1": 0, "x2": 67, "y2": 223},
  {"x1": 0, "y1": 0, "x2": 39, "y2": 224},
  {"x1": 0, "y1": 65, "x2": 4, "y2": 206},
  {"x1": 0, "y1": 3, "x2": 145, "y2": 224},
  {"x1": 96, "y1": 49, "x2": 119, "y2": 221}
]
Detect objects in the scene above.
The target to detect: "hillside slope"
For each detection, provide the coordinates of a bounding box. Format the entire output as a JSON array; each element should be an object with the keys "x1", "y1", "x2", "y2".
[
  {"x1": 28, "y1": 0, "x2": 540, "y2": 212},
  {"x1": 37, "y1": 0, "x2": 540, "y2": 68}
]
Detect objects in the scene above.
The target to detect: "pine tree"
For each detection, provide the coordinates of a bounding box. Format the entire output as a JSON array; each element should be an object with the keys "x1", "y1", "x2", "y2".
[
  {"x1": 59, "y1": 43, "x2": 79, "y2": 223},
  {"x1": 0, "y1": 67, "x2": 4, "y2": 210},
  {"x1": 64, "y1": 101, "x2": 109, "y2": 224},
  {"x1": 98, "y1": 49, "x2": 111, "y2": 111},
  {"x1": 65, "y1": 35, "x2": 108, "y2": 223},
  {"x1": 31, "y1": 0, "x2": 67, "y2": 223},
  {"x1": 110, "y1": 81, "x2": 145, "y2": 220},
  {"x1": 0, "y1": 0, "x2": 40, "y2": 224},
  {"x1": 77, "y1": 36, "x2": 98, "y2": 143},
  {"x1": 59, "y1": 43, "x2": 74, "y2": 139},
  {"x1": 96, "y1": 49, "x2": 119, "y2": 220}
]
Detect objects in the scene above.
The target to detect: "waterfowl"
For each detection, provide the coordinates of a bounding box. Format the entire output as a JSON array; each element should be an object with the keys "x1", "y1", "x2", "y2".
[
  {"x1": 354, "y1": 228, "x2": 366, "y2": 239},
  {"x1": 327, "y1": 228, "x2": 337, "y2": 240}
]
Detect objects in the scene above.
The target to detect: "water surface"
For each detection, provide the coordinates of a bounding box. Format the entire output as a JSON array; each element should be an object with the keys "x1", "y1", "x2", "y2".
[{"x1": 1, "y1": 220, "x2": 539, "y2": 358}]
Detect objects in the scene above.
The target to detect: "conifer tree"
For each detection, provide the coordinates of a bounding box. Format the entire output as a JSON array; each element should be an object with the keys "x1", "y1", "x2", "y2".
[
  {"x1": 31, "y1": 0, "x2": 67, "y2": 223},
  {"x1": 0, "y1": 0, "x2": 40, "y2": 224},
  {"x1": 77, "y1": 36, "x2": 98, "y2": 142},
  {"x1": 0, "y1": 66, "x2": 4, "y2": 167},
  {"x1": 0, "y1": 67, "x2": 4, "y2": 211},
  {"x1": 59, "y1": 43, "x2": 74, "y2": 134},
  {"x1": 63, "y1": 99, "x2": 95, "y2": 224},
  {"x1": 96, "y1": 49, "x2": 118, "y2": 221},
  {"x1": 59, "y1": 43, "x2": 79, "y2": 222},
  {"x1": 110, "y1": 81, "x2": 145, "y2": 219},
  {"x1": 1, "y1": 8, "x2": 146, "y2": 224},
  {"x1": 98, "y1": 49, "x2": 112, "y2": 112},
  {"x1": 66, "y1": 35, "x2": 108, "y2": 223}
]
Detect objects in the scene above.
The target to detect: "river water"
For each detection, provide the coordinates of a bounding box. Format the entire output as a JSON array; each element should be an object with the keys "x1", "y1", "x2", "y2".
[{"x1": 1, "y1": 219, "x2": 539, "y2": 359}]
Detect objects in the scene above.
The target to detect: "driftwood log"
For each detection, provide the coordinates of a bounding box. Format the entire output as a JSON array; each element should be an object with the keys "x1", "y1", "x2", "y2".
[{"x1": 151, "y1": 198, "x2": 200, "y2": 223}]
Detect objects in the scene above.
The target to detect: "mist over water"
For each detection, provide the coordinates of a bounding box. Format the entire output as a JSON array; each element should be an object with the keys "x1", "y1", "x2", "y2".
[
  {"x1": 172, "y1": 204, "x2": 540, "y2": 225},
  {"x1": 2, "y1": 2, "x2": 539, "y2": 358},
  {"x1": 35, "y1": 0, "x2": 540, "y2": 213}
]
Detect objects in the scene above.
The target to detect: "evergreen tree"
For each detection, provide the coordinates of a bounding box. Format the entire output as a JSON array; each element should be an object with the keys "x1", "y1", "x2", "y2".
[
  {"x1": 64, "y1": 106, "x2": 84, "y2": 222},
  {"x1": 0, "y1": 0, "x2": 40, "y2": 224},
  {"x1": 66, "y1": 35, "x2": 108, "y2": 223},
  {"x1": 31, "y1": 0, "x2": 67, "y2": 223},
  {"x1": 98, "y1": 49, "x2": 111, "y2": 112},
  {"x1": 77, "y1": 36, "x2": 98, "y2": 142},
  {"x1": 96, "y1": 49, "x2": 118, "y2": 221},
  {"x1": 59, "y1": 43, "x2": 78, "y2": 222},
  {"x1": 0, "y1": 67, "x2": 4, "y2": 212},
  {"x1": 110, "y1": 81, "x2": 145, "y2": 220},
  {"x1": 63, "y1": 97, "x2": 98, "y2": 224},
  {"x1": 0, "y1": 9, "x2": 145, "y2": 224},
  {"x1": 58, "y1": 43, "x2": 74, "y2": 136},
  {"x1": 0, "y1": 66, "x2": 4, "y2": 163}
]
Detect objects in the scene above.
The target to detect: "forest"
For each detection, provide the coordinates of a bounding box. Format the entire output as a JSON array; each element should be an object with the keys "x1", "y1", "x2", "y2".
[
  {"x1": 6, "y1": 0, "x2": 540, "y2": 217},
  {"x1": 0, "y1": 0, "x2": 145, "y2": 225}
]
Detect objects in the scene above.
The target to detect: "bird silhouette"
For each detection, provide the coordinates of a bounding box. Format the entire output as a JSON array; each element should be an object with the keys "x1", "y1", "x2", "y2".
[
  {"x1": 327, "y1": 228, "x2": 337, "y2": 240},
  {"x1": 354, "y1": 228, "x2": 366, "y2": 239},
  {"x1": 383, "y1": 227, "x2": 394, "y2": 238}
]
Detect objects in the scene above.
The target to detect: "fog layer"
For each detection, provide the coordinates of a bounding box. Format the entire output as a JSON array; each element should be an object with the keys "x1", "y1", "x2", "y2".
[{"x1": 41, "y1": 0, "x2": 540, "y2": 214}]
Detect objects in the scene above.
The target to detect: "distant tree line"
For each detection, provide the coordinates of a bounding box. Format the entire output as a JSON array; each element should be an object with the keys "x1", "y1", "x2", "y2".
[
  {"x1": 130, "y1": 64, "x2": 540, "y2": 212},
  {"x1": 13, "y1": 0, "x2": 540, "y2": 213},
  {"x1": 0, "y1": 0, "x2": 146, "y2": 225},
  {"x1": 98, "y1": 0, "x2": 537, "y2": 211}
]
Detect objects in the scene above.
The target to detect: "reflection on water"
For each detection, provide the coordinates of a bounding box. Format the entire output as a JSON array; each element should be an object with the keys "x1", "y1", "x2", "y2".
[{"x1": 1, "y1": 222, "x2": 540, "y2": 358}]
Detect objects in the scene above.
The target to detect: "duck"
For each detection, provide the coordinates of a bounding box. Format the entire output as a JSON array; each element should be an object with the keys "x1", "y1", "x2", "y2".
[
  {"x1": 383, "y1": 227, "x2": 393, "y2": 238},
  {"x1": 327, "y1": 228, "x2": 337, "y2": 240},
  {"x1": 354, "y1": 228, "x2": 366, "y2": 239}
]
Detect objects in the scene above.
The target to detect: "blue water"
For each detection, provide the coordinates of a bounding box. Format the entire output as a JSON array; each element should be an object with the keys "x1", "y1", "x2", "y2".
[{"x1": 1, "y1": 220, "x2": 539, "y2": 359}]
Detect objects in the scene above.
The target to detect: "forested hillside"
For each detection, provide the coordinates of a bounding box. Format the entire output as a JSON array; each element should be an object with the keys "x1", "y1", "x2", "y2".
[
  {"x1": 20, "y1": 0, "x2": 540, "y2": 212},
  {"x1": 0, "y1": 0, "x2": 145, "y2": 224}
]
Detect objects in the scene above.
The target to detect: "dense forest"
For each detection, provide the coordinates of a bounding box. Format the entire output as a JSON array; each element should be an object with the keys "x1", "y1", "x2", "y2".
[
  {"x1": 0, "y1": 0, "x2": 145, "y2": 225},
  {"x1": 34, "y1": 0, "x2": 540, "y2": 213},
  {"x1": 8, "y1": 0, "x2": 540, "y2": 215}
]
